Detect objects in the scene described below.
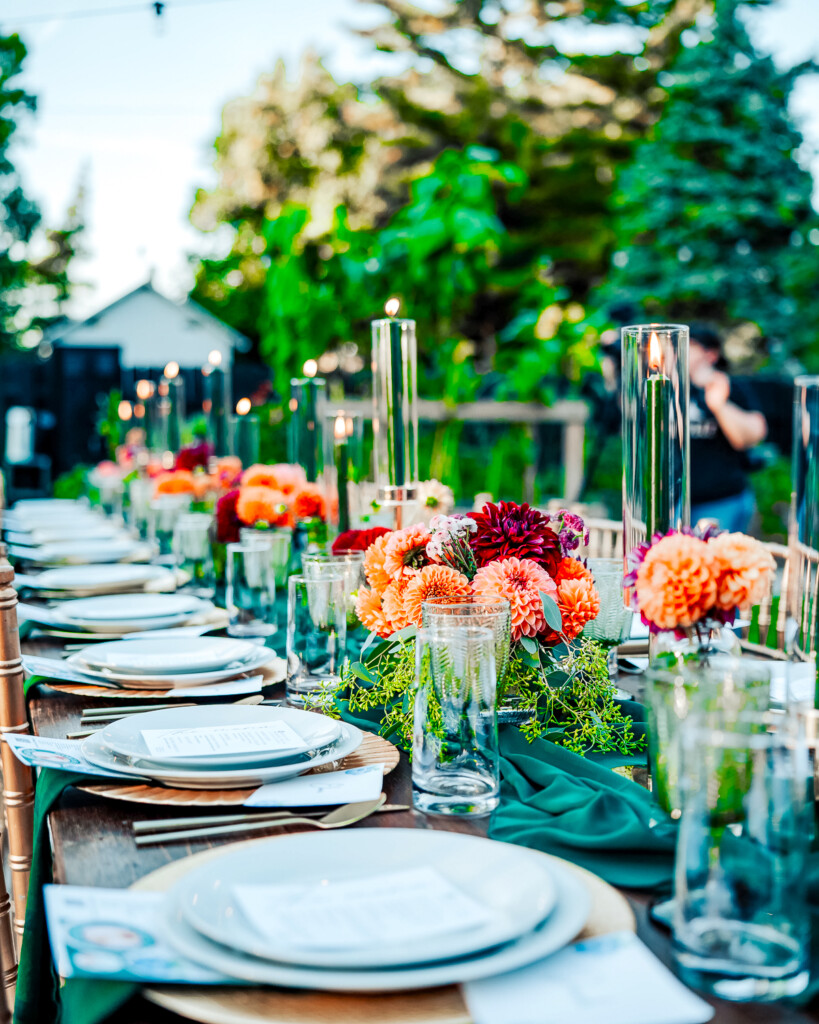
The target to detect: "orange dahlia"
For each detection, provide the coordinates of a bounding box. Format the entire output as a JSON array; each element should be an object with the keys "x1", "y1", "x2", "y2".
[
  {"x1": 709, "y1": 532, "x2": 775, "y2": 611},
  {"x1": 235, "y1": 486, "x2": 290, "y2": 528},
  {"x1": 383, "y1": 524, "x2": 431, "y2": 580},
  {"x1": 291, "y1": 483, "x2": 326, "y2": 521},
  {"x1": 554, "y1": 556, "x2": 593, "y2": 585},
  {"x1": 356, "y1": 587, "x2": 391, "y2": 637},
  {"x1": 634, "y1": 533, "x2": 717, "y2": 630},
  {"x1": 472, "y1": 557, "x2": 558, "y2": 641},
  {"x1": 270, "y1": 463, "x2": 307, "y2": 496},
  {"x1": 403, "y1": 565, "x2": 472, "y2": 627},
  {"x1": 154, "y1": 471, "x2": 195, "y2": 497},
  {"x1": 382, "y1": 578, "x2": 411, "y2": 631},
  {"x1": 557, "y1": 576, "x2": 601, "y2": 641},
  {"x1": 364, "y1": 533, "x2": 393, "y2": 594},
  {"x1": 241, "y1": 464, "x2": 280, "y2": 488}
]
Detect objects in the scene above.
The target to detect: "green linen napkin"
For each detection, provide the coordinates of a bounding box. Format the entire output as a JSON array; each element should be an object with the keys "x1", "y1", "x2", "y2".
[{"x1": 13, "y1": 768, "x2": 137, "y2": 1024}]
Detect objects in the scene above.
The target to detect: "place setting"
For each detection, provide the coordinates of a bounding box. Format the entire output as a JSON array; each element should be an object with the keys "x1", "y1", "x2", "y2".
[{"x1": 12, "y1": 564, "x2": 181, "y2": 599}]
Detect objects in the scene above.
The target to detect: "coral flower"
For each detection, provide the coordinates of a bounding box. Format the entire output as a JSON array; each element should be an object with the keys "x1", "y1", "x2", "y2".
[
  {"x1": 364, "y1": 533, "x2": 392, "y2": 594},
  {"x1": 356, "y1": 587, "x2": 391, "y2": 637},
  {"x1": 382, "y1": 578, "x2": 411, "y2": 632},
  {"x1": 214, "y1": 456, "x2": 242, "y2": 486},
  {"x1": 292, "y1": 483, "x2": 326, "y2": 521},
  {"x1": 709, "y1": 533, "x2": 775, "y2": 611},
  {"x1": 634, "y1": 533, "x2": 717, "y2": 630},
  {"x1": 191, "y1": 474, "x2": 215, "y2": 501},
  {"x1": 472, "y1": 557, "x2": 558, "y2": 641},
  {"x1": 241, "y1": 464, "x2": 280, "y2": 488},
  {"x1": 272, "y1": 463, "x2": 308, "y2": 495},
  {"x1": 383, "y1": 524, "x2": 431, "y2": 580},
  {"x1": 554, "y1": 556, "x2": 593, "y2": 585},
  {"x1": 556, "y1": 576, "x2": 601, "y2": 642},
  {"x1": 402, "y1": 565, "x2": 472, "y2": 627},
  {"x1": 154, "y1": 471, "x2": 195, "y2": 497},
  {"x1": 236, "y1": 486, "x2": 290, "y2": 528}
]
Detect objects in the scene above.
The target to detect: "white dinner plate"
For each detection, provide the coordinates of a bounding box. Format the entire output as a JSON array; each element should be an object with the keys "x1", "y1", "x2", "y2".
[
  {"x1": 71, "y1": 636, "x2": 268, "y2": 675},
  {"x1": 66, "y1": 644, "x2": 277, "y2": 687},
  {"x1": 173, "y1": 828, "x2": 557, "y2": 969},
  {"x1": 164, "y1": 835, "x2": 589, "y2": 990},
  {"x1": 59, "y1": 594, "x2": 207, "y2": 623},
  {"x1": 26, "y1": 565, "x2": 174, "y2": 592},
  {"x1": 81, "y1": 720, "x2": 362, "y2": 787},
  {"x1": 90, "y1": 704, "x2": 342, "y2": 770}
]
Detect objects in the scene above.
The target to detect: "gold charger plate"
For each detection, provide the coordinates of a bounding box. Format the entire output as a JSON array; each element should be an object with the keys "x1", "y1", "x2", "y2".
[
  {"x1": 45, "y1": 655, "x2": 285, "y2": 701},
  {"x1": 79, "y1": 732, "x2": 400, "y2": 807},
  {"x1": 130, "y1": 839, "x2": 635, "y2": 1024}
]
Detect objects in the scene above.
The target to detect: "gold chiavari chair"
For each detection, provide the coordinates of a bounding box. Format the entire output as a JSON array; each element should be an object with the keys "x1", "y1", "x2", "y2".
[
  {"x1": 0, "y1": 553, "x2": 34, "y2": 953},
  {"x1": 738, "y1": 541, "x2": 790, "y2": 658},
  {"x1": 0, "y1": 844, "x2": 15, "y2": 1022}
]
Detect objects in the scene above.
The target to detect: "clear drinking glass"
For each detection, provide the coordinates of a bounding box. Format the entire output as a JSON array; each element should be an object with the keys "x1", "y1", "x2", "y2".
[
  {"x1": 226, "y1": 541, "x2": 277, "y2": 640},
  {"x1": 301, "y1": 551, "x2": 366, "y2": 655},
  {"x1": 673, "y1": 707, "x2": 812, "y2": 1000},
  {"x1": 240, "y1": 527, "x2": 292, "y2": 588},
  {"x1": 582, "y1": 558, "x2": 633, "y2": 676},
  {"x1": 173, "y1": 513, "x2": 215, "y2": 597},
  {"x1": 421, "y1": 596, "x2": 511, "y2": 694},
  {"x1": 412, "y1": 626, "x2": 499, "y2": 817},
  {"x1": 148, "y1": 495, "x2": 191, "y2": 559},
  {"x1": 286, "y1": 573, "x2": 347, "y2": 707},
  {"x1": 646, "y1": 659, "x2": 770, "y2": 818}
]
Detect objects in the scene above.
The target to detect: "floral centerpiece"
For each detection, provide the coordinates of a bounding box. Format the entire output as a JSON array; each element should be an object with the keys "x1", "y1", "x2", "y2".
[
  {"x1": 625, "y1": 527, "x2": 775, "y2": 660},
  {"x1": 321, "y1": 501, "x2": 644, "y2": 757}
]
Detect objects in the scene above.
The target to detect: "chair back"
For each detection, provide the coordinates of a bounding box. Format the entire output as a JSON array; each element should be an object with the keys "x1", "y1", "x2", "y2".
[
  {"x1": 0, "y1": 554, "x2": 34, "y2": 952},
  {"x1": 581, "y1": 519, "x2": 624, "y2": 561}
]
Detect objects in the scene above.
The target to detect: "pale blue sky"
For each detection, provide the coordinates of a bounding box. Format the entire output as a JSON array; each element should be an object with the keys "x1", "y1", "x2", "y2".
[{"x1": 3, "y1": 0, "x2": 819, "y2": 320}]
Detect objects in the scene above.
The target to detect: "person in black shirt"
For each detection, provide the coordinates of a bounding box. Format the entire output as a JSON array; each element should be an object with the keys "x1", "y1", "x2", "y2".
[{"x1": 689, "y1": 324, "x2": 767, "y2": 533}]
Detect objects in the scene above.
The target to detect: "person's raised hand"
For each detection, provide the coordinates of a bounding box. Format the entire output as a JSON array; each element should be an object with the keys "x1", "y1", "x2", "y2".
[{"x1": 703, "y1": 370, "x2": 730, "y2": 412}]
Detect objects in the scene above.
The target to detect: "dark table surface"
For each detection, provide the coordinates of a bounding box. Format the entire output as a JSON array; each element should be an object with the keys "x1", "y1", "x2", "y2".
[{"x1": 23, "y1": 635, "x2": 818, "y2": 1024}]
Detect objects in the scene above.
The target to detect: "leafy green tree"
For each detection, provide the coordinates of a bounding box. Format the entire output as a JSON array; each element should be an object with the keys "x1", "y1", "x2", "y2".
[{"x1": 599, "y1": 0, "x2": 819, "y2": 356}]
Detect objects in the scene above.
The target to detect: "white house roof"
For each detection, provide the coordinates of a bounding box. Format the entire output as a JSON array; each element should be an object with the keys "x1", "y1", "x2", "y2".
[{"x1": 48, "y1": 282, "x2": 250, "y2": 369}]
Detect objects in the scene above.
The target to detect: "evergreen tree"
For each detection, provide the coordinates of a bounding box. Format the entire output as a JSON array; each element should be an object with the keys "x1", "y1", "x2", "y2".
[{"x1": 600, "y1": 0, "x2": 819, "y2": 358}]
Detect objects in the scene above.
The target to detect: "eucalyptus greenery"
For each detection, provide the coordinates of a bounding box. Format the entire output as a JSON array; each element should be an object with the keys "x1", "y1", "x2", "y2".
[{"x1": 314, "y1": 626, "x2": 644, "y2": 759}]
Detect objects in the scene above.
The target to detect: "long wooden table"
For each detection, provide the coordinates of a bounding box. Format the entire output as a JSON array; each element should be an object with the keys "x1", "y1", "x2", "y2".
[{"x1": 23, "y1": 636, "x2": 818, "y2": 1024}]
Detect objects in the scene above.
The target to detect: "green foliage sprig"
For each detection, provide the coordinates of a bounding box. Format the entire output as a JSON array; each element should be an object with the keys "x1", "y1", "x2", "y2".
[{"x1": 314, "y1": 629, "x2": 644, "y2": 759}]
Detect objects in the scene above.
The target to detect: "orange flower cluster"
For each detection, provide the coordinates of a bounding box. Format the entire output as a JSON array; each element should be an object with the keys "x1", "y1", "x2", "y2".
[
  {"x1": 233, "y1": 464, "x2": 328, "y2": 528},
  {"x1": 152, "y1": 457, "x2": 243, "y2": 501},
  {"x1": 632, "y1": 531, "x2": 775, "y2": 631},
  {"x1": 356, "y1": 525, "x2": 600, "y2": 642}
]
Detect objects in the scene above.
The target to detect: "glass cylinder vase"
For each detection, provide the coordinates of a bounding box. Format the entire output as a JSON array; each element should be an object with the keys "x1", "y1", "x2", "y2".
[
  {"x1": 787, "y1": 376, "x2": 819, "y2": 688},
  {"x1": 231, "y1": 412, "x2": 260, "y2": 469},
  {"x1": 371, "y1": 315, "x2": 418, "y2": 507},
  {"x1": 621, "y1": 324, "x2": 690, "y2": 597},
  {"x1": 288, "y1": 377, "x2": 326, "y2": 482},
  {"x1": 322, "y1": 410, "x2": 364, "y2": 537}
]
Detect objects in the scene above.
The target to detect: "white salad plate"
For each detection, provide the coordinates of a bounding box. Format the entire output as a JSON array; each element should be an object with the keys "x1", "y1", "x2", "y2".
[
  {"x1": 24, "y1": 565, "x2": 175, "y2": 592},
  {"x1": 53, "y1": 594, "x2": 212, "y2": 633},
  {"x1": 88, "y1": 704, "x2": 342, "y2": 771},
  {"x1": 66, "y1": 640, "x2": 277, "y2": 687},
  {"x1": 81, "y1": 719, "x2": 362, "y2": 787},
  {"x1": 70, "y1": 636, "x2": 269, "y2": 675},
  {"x1": 173, "y1": 828, "x2": 558, "y2": 970},
  {"x1": 8, "y1": 539, "x2": 150, "y2": 566},
  {"x1": 164, "y1": 831, "x2": 589, "y2": 990}
]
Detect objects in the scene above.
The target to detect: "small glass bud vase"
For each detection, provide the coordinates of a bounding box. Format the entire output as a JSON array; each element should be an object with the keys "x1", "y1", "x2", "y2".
[{"x1": 650, "y1": 620, "x2": 741, "y2": 668}]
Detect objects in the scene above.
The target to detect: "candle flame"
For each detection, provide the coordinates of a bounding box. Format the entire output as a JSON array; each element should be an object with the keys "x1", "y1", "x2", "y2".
[
  {"x1": 164, "y1": 361, "x2": 180, "y2": 380},
  {"x1": 135, "y1": 379, "x2": 154, "y2": 401},
  {"x1": 208, "y1": 350, "x2": 222, "y2": 367},
  {"x1": 648, "y1": 331, "x2": 663, "y2": 372},
  {"x1": 117, "y1": 400, "x2": 133, "y2": 421},
  {"x1": 334, "y1": 413, "x2": 347, "y2": 441},
  {"x1": 303, "y1": 358, "x2": 318, "y2": 378},
  {"x1": 385, "y1": 297, "x2": 400, "y2": 317},
  {"x1": 236, "y1": 397, "x2": 251, "y2": 416}
]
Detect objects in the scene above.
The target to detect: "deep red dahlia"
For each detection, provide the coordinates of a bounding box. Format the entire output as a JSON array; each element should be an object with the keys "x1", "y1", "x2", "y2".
[
  {"x1": 469, "y1": 501, "x2": 562, "y2": 575},
  {"x1": 332, "y1": 527, "x2": 390, "y2": 554},
  {"x1": 175, "y1": 442, "x2": 213, "y2": 472},
  {"x1": 215, "y1": 489, "x2": 241, "y2": 544}
]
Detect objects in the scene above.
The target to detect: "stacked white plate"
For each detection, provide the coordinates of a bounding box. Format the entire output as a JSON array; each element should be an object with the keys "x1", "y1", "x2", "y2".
[
  {"x1": 8, "y1": 537, "x2": 152, "y2": 566},
  {"x1": 37, "y1": 594, "x2": 212, "y2": 635},
  {"x1": 67, "y1": 636, "x2": 280, "y2": 688},
  {"x1": 17, "y1": 564, "x2": 176, "y2": 598},
  {"x1": 81, "y1": 704, "x2": 360, "y2": 788},
  {"x1": 163, "y1": 829, "x2": 590, "y2": 989}
]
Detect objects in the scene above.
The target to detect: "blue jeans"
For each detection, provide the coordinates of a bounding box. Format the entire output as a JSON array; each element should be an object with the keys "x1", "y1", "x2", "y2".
[{"x1": 691, "y1": 489, "x2": 756, "y2": 534}]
